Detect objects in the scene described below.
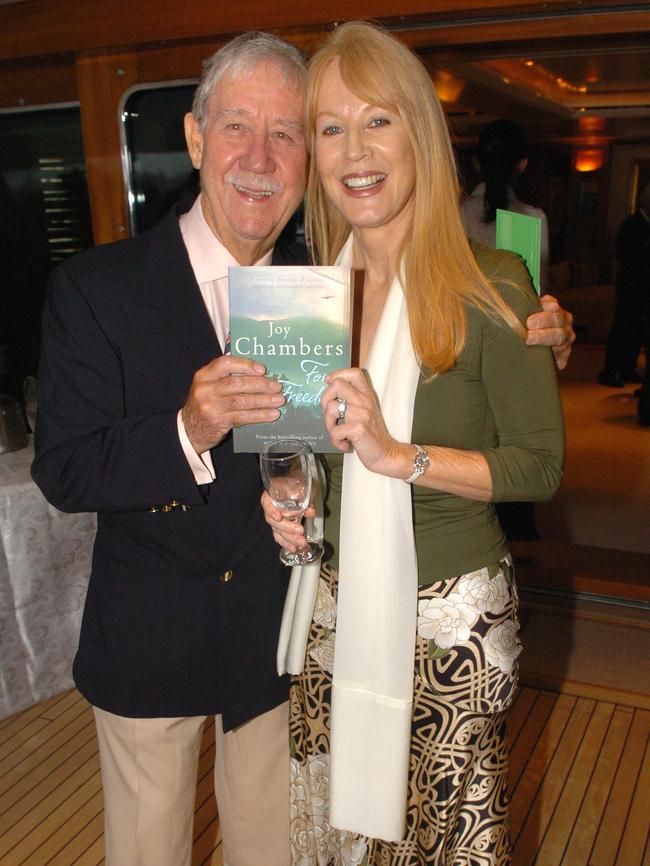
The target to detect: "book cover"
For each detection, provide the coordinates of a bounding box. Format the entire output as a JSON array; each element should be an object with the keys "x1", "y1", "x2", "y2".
[
  {"x1": 496, "y1": 209, "x2": 542, "y2": 294},
  {"x1": 229, "y1": 265, "x2": 353, "y2": 452}
]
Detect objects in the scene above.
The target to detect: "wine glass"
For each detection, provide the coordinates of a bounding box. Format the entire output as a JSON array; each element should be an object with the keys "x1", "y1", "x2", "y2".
[{"x1": 260, "y1": 439, "x2": 322, "y2": 566}]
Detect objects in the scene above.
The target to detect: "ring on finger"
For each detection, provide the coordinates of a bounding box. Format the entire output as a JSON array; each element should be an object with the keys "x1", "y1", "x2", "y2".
[{"x1": 336, "y1": 396, "x2": 347, "y2": 425}]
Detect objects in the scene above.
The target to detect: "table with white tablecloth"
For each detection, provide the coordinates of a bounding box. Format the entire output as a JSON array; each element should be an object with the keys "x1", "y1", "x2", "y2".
[{"x1": 0, "y1": 439, "x2": 96, "y2": 719}]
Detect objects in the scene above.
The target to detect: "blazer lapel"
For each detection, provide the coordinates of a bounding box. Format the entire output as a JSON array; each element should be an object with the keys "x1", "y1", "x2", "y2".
[{"x1": 141, "y1": 206, "x2": 222, "y2": 402}]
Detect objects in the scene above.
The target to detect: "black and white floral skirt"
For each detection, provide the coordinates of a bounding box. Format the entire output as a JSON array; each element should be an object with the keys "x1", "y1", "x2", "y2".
[{"x1": 289, "y1": 557, "x2": 521, "y2": 866}]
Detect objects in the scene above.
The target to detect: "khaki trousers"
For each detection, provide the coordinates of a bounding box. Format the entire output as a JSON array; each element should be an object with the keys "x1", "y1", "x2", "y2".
[{"x1": 93, "y1": 701, "x2": 289, "y2": 866}]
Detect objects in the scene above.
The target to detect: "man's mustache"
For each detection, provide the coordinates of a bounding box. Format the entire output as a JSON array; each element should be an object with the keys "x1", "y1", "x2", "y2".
[{"x1": 226, "y1": 174, "x2": 282, "y2": 195}]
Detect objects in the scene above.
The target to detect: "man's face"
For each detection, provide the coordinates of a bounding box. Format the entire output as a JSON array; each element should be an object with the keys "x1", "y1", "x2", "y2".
[{"x1": 184, "y1": 61, "x2": 307, "y2": 264}]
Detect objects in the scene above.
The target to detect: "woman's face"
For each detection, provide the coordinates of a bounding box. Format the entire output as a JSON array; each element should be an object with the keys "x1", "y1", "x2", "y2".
[{"x1": 314, "y1": 61, "x2": 416, "y2": 239}]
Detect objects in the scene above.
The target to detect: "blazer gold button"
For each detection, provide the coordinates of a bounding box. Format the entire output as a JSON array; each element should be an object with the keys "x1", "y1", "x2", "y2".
[{"x1": 220, "y1": 569, "x2": 234, "y2": 583}]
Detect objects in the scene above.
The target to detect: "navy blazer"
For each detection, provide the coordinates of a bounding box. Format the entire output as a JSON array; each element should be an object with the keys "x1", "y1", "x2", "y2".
[{"x1": 32, "y1": 201, "x2": 309, "y2": 728}]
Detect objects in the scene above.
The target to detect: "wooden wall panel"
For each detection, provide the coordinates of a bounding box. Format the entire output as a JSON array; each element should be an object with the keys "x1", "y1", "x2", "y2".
[
  {"x1": 135, "y1": 40, "x2": 226, "y2": 85},
  {"x1": 2, "y1": 0, "x2": 648, "y2": 253},
  {"x1": 0, "y1": 57, "x2": 77, "y2": 110},
  {"x1": 1, "y1": 0, "x2": 647, "y2": 63},
  {"x1": 75, "y1": 52, "x2": 137, "y2": 246},
  {"x1": 399, "y1": 9, "x2": 650, "y2": 49},
  {"x1": 134, "y1": 29, "x2": 333, "y2": 84}
]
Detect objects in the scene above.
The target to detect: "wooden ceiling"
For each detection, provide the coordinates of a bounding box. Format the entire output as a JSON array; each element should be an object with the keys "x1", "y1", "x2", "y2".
[
  {"x1": 420, "y1": 28, "x2": 650, "y2": 136},
  {"x1": 0, "y1": 0, "x2": 647, "y2": 62},
  {"x1": 1, "y1": 0, "x2": 649, "y2": 137}
]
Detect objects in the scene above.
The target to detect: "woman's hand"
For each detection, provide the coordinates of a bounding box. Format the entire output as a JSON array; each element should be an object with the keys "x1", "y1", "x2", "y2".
[
  {"x1": 261, "y1": 491, "x2": 315, "y2": 554},
  {"x1": 321, "y1": 368, "x2": 405, "y2": 475},
  {"x1": 321, "y1": 368, "x2": 495, "y2": 498}
]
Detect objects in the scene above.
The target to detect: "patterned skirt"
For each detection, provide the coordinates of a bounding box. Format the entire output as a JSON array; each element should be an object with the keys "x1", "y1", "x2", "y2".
[{"x1": 289, "y1": 558, "x2": 521, "y2": 866}]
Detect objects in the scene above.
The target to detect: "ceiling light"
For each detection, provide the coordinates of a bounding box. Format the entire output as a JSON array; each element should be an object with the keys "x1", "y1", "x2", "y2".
[{"x1": 574, "y1": 148, "x2": 604, "y2": 172}]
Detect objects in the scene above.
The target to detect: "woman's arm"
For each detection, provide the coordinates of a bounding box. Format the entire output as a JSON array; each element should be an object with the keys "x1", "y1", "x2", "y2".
[
  {"x1": 320, "y1": 369, "x2": 495, "y2": 500},
  {"x1": 321, "y1": 259, "x2": 564, "y2": 503}
]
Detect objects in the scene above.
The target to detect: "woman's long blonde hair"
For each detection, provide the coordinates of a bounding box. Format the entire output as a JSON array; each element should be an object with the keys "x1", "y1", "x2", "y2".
[{"x1": 305, "y1": 21, "x2": 525, "y2": 373}]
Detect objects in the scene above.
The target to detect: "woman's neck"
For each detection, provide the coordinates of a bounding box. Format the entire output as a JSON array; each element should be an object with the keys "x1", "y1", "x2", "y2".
[
  {"x1": 350, "y1": 225, "x2": 404, "y2": 292},
  {"x1": 350, "y1": 226, "x2": 406, "y2": 367}
]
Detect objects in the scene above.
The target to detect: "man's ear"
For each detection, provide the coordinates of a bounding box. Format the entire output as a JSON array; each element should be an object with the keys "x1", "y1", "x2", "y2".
[{"x1": 184, "y1": 112, "x2": 203, "y2": 170}]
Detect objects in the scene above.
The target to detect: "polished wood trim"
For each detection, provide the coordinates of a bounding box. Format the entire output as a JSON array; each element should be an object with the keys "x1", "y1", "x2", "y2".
[
  {"x1": 398, "y1": 9, "x2": 650, "y2": 49},
  {"x1": 0, "y1": 57, "x2": 77, "y2": 110},
  {"x1": 521, "y1": 673, "x2": 650, "y2": 711},
  {"x1": 511, "y1": 540, "x2": 650, "y2": 604},
  {"x1": 1, "y1": 0, "x2": 648, "y2": 63},
  {"x1": 589, "y1": 707, "x2": 650, "y2": 865},
  {"x1": 561, "y1": 704, "x2": 634, "y2": 864},
  {"x1": 75, "y1": 52, "x2": 137, "y2": 245},
  {"x1": 0, "y1": 690, "x2": 222, "y2": 866},
  {"x1": 1, "y1": 2, "x2": 649, "y2": 251},
  {"x1": 3, "y1": 686, "x2": 647, "y2": 865},
  {"x1": 134, "y1": 40, "x2": 223, "y2": 84}
]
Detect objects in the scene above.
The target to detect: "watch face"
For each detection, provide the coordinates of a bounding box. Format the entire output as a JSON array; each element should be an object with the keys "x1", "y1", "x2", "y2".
[
  {"x1": 405, "y1": 445, "x2": 430, "y2": 483},
  {"x1": 414, "y1": 448, "x2": 429, "y2": 472}
]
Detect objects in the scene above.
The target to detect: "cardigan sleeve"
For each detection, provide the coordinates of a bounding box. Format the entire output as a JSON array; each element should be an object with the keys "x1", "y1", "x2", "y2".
[{"x1": 475, "y1": 250, "x2": 565, "y2": 502}]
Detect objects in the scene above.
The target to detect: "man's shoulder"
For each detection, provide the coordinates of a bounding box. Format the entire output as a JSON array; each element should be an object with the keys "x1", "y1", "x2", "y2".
[{"x1": 58, "y1": 204, "x2": 186, "y2": 279}]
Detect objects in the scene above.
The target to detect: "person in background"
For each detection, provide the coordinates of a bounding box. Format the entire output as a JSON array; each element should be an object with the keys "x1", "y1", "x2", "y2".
[
  {"x1": 597, "y1": 182, "x2": 650, "y2": 389},
  {"x1": 461, "y1": 117, "x2": 550, "y2": 295},
  {"x1": 638, "y1": 345, "x2": 650, "y2": 426},
  {"x1": 462, "y1": 118, "x2": 555, "y2": 540},
  {"x1": 639, "y1": 237, "x2": 650, "y2": 428},
  {"x1": 264, "y1": 21, "x2": 565, "y2": 866}
]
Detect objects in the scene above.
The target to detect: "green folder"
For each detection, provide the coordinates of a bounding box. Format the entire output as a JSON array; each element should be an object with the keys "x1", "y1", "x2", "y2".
[{"x1": 496, "y1": 209, "x2": 541, "y2": 295}]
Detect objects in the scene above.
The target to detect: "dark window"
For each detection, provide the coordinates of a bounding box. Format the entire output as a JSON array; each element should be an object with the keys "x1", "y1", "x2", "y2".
[
  {"x1": 121, "y1": 84, "x2": 199, "y2": 235},
  {"x1": 0, "y1": 105, "x2": 92, "y2": 397}
]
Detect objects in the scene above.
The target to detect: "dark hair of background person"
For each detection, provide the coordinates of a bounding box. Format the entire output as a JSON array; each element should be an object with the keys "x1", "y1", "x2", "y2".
[{"x1": 478, "y1": 118, "x2": 528, "y2": 223}]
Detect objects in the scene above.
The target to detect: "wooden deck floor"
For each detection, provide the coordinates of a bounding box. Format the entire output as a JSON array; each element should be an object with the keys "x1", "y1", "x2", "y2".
[{"x1": 0, "y1": 685, "x2": 648, "y2": 866}]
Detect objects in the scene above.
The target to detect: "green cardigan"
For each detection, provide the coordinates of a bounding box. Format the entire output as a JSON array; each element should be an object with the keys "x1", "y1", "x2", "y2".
[{"x1": 321, "y1": 243, "x2": 565, "y2": 583}]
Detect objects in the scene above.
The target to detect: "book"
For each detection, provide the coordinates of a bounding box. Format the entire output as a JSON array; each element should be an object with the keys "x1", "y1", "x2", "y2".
[
  {"x1": 229, "y1": 265, "x2": 353, "y2": 452},
  {"x1": 496, "y1": 209, "x2": 542, "y2": 294}
]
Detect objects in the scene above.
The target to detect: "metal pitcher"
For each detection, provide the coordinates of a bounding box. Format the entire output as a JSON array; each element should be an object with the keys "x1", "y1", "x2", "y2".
[{"x1": 0, "y1": 393, "x2": 28, "y2": 454}]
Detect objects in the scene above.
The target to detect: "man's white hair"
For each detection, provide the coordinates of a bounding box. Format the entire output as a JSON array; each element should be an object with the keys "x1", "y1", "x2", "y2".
[{"x1": 192, "y1": 31, "x2": 307, "y2": 131}]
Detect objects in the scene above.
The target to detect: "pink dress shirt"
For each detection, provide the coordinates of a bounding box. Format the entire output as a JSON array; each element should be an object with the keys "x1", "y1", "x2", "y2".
[{"x1": 176, "y1": 195, "x2": 272, "y2": 483}]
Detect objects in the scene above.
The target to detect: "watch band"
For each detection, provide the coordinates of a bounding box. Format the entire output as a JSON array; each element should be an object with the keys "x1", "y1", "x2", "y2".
[{"x1": 404, "y1": 444, "x2": 430, "y2": 484}]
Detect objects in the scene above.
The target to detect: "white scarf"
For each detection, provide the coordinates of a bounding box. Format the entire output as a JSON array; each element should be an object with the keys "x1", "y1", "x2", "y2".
[
  {"x1": 329, "y1": 234, "x2": 420, "y2": 841},
  {"x1": 277, "y1": 454, "x2": 325, "y2": 677}
]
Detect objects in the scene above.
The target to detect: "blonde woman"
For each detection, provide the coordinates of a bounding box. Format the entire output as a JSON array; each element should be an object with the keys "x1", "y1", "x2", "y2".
[{"x1": 264, "y1": 21, "x2": 564, "y2": 866}]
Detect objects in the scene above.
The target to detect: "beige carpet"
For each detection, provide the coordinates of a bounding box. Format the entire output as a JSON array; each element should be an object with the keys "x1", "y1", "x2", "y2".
[
  {"x1": 512, "y1": 338, "x2": 649, "y2": 704},
  {"x1": 519, "y1": 591, "x2": 650, "y2": 703},
  {"x1": 534, "y1": 343, "x2": 650, "y2": 556}
]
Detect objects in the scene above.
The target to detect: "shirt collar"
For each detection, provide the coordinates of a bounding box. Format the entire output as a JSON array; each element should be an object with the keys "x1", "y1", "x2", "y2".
[
  {"x1": 470, "y1": 181, "x2": 518, "y2": 203},
  {"x1": 179, "y1": 195, "x2": 273, "y2": 283}
]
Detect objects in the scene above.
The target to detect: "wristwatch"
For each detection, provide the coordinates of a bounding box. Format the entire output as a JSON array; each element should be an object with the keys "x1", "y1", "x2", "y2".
[{"x1": 404, "y1": 444, "x2": 430, "y2": 484}]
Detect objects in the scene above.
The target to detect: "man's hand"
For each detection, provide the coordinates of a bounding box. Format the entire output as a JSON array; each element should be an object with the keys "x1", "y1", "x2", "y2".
[
  {"x1": 182, "y1": 356, "x2": 285, "y2": 454},
  {"x1": 526, "y1": 294, "x2": 576, "y2": 370},
  {"x1": 262, "y1": 490, "x2": 315, "y2": 554}
]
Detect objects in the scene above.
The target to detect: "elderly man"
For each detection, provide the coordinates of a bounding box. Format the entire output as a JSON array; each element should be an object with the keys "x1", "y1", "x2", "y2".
[{"x1": 32, "y1": 30, "x2": 574, "y2": 866}]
